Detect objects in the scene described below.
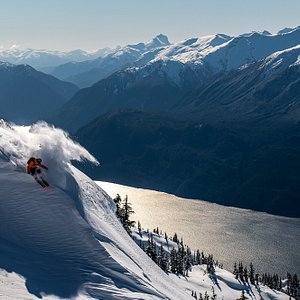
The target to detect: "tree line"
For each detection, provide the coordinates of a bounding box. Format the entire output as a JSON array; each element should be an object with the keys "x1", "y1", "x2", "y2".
[{"x1": 113, "y1": 194, "x2": 299, "y2": 299}]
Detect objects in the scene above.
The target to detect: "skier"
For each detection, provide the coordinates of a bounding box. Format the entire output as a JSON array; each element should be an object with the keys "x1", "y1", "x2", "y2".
[{"x1": 27, "y1": 157, "x2": 49, "y2": 187}]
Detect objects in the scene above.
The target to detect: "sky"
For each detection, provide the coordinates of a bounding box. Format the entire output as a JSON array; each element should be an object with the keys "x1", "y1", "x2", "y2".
[{"x1": 0, "y1": 0, "x2": 300, "y2": 51}]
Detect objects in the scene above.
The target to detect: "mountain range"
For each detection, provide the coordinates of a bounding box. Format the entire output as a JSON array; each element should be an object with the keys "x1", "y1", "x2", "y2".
[
  {"x1": 175, "y1": 45, "x2": 300, "y2": 123},
  {"x1": 49, "y1": 26, "x2": 300, "y2": 89},
  {"x1": 0, "y1": 46, "x2": 112, "y2": 71},
  {"x1": 1, "y1": 27, "x2": 300, "y2": 217},
  {"x1": 0, "y1": 62, "x2": 78, "y2": 123},
  {"x1": 50, "y1": 34, "x2": 171, "y2": 87},
  {"x1": 51, "y1": 27, "x2": 300, "y2": 132}
]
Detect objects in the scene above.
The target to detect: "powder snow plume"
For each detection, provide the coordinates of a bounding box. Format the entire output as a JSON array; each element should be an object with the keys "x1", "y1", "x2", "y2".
[{"x1": 0, "y1": 119, "x2": 99, "y2": 189}]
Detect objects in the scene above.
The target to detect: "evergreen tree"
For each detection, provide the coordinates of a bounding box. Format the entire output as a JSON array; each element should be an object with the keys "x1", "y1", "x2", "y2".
[
  {"x1": 137, "y1": 220, "x2": 142, "y2": 237},
  {"x1": 146, "y1": 235, "x2": 157, "y2": 263},
  {"x1": 170, "y1": 248, "x2": 177, "y2": 273},
  {"x1": 196, "y1": 249, "x2": 202, "y2": 265},
  {"x1": 238, "y1": 262, "x2": 244, "y2": 282},
  {"x1": 233, "y1": 262, "x2": 238, "y2": 279},
  {"x1": 293, "y1": 274, "x2": 299, "y2": 288},
  {"x1": 173, "y1": 233, "x2": 178, "y2": 243},
  {"x1": 113, "y1": 194, "x2": 122, "y2": 218},
  {"x1": 244, "y1": 266, "x2": 248, "y2": 283},
  {"x1": 158, "y1": 243, "x2": 168, "y2": 272},
  {"x1": 249, "y1": 262, "x2": 255, "y2": 285},
  {"x1": 113, "y1": 194, "x2": 135, "y2": 235},
  {"x1": 164, "y1": 232, "x2": 169, "y2": 249},
  {"x1": 206, "y1": 255, "x2": 215, "y2": 275},
  {"x1": 211, "y1": 286, "x2": 217, "y2": 300},
  {"x1": 279, "y1": 277, "x2": 282, "y2": 290},
  {"x1": 120, "y1": 195, "x2": 135, "y2": 235},
  {"x1": 237, "y1": 290, "x2": 248, "y2": 300},
  {"x1": 204, "y1": 291, "x2": 209, "y2": 300},
  {"x1": 177, "y1": 246, "x2": 184, "y2": 275},
  {"x1": 186, "y1": 246, "x2": 192, "y2": 270}
]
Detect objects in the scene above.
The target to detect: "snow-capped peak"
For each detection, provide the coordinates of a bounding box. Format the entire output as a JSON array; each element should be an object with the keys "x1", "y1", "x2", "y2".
[
  {"x1": 151, "y1": 33, "x2": 232, "y2": 65},
  {"x1": 260, "y1": 44, "x2": 300, "y2": 71},
  {"x1": 0, "y1": 46, "x2": 114, "y2": 69},
  {"x1": 241, "y1": 30, "x2": 272, "y2": 37},
  {"x1": 125, "y1": 34, "x2": 170, "y2": 53},
  {"x1": 277, "y1": 25, "x2": 300, "y2": 35},
  {"x1": 146, "y1": 34, "x2": 170, "y2": 48}
]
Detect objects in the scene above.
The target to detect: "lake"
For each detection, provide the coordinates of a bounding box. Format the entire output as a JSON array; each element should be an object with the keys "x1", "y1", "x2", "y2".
[{"x1": 97, "y1": 181, "x2": 300, "y2": 276}]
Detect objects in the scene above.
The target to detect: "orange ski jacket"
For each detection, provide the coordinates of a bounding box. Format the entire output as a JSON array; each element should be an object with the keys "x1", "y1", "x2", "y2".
[{"x1": 27, "y1": 160, "x2": 47, "y2": 174}]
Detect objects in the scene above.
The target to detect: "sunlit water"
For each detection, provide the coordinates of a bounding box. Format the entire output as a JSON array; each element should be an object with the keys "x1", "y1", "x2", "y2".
[{"x1": 97, "y1": 181, "x2": 300, "y2": 276}]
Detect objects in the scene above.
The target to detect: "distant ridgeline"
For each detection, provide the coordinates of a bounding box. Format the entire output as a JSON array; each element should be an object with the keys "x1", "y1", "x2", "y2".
[{"x1": 114, "y1": 194, "x2": 300, "y2": 299}]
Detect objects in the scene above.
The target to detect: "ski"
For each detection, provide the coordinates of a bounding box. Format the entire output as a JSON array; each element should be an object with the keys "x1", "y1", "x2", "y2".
[
  {"x1": 34, "y1": 174, "x2": 49, "y2": 188},
  {"x1": 35, "y1": 178, "x2": 47, "y2": 188},
  {"x1": 41, "y1": 178, "x2": 49, "y2": 187}
]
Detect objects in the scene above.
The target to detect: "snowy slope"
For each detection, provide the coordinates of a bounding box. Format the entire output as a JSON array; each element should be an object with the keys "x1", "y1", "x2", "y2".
[
  {"x1": 150, "y1": 26, "x2": 300, "y2": 68},
  {"x1": 131, "y1": 228, "x2": 292, "y2": 300},
  {"x1": 259, "y1": 44, "x2": 300, "y2": 72},
  {"x1": 0, "y1": 120, "x2": 293, "y2": 299},
  {"x1": 126, "y1": 26, "x2": 300, "y2": 86},
  {"x1": 203, "y1": 26, "x2": 300, "y2": 72},
  {"x1": 170, "y1": 266, "x2": 291, "y2": 300},
  {"x1": 152, "y1": 34, "x2": 232, "y2": 64},
  {"x1": 0, "y1": 270, "x2": 61, "y2": 300},
  {"x1": 0, "y1": 120, "x2": 191, "y2": 300}
]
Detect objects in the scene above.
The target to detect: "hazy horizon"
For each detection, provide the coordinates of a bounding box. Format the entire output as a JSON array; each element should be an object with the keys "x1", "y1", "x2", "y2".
[{"x1": 1, "y1": 0, "x2": 300, "y2": 51}]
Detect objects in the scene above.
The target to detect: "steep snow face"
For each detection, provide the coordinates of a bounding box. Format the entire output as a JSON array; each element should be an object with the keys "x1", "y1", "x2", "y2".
[
  {"x1": 126, "y1": 34, "x2": 170, "y2": 52},
  {"x1": 201, "y1": 27, "x2": 300, "y2": 72},
  {"x1": 153, "y1": 34, "x2": 232, "y2": 64},
  {"x1": 133, "y1": 27, "x2": 300, "y2": 86},
  {"x1": 260, "y1": 44, "x2": 300, "y2": 71},
  {"x1": 0, "y1": 121, "x2": 191, "y2": 300},
  {"x1": 120, "y1": 35, "x2": 231, "y2": 86},
  {"x1": 277, "y1": 26, "x2": 300, "y2": 35}
]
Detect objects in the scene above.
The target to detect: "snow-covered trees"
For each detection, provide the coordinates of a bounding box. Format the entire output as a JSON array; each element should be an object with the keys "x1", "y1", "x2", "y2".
[
  {"x1": 233, "y1": 261, "x2": 300, "y2": 298},
  {"x1": 133, "y1": 222, "x2": 217, "y2": 277},
  {"x1": 113, "y1": 194, "x2": 135, "y2": 235},
  {"x1": 236, "y1": 290, "x2": 247, "y2": 300},
  {"x1": 114, "y1": 194, "x2": 300, "y2": 299}
]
